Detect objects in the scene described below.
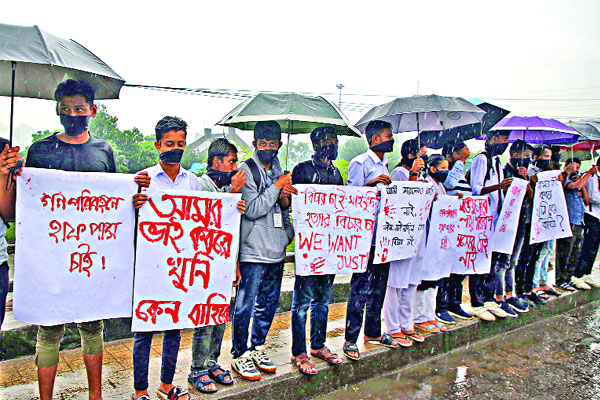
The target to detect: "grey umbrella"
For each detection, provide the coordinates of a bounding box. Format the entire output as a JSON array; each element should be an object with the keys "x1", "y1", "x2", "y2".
[{"x1": 0, "y1": 23, "x2": 125, "y2": 144}]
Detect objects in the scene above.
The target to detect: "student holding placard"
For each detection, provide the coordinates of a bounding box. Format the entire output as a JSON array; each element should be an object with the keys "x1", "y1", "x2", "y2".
[
  {"x1": 576, "y1": 158, "x2": 600, "y2": 288},
  {"x1": 131, "y1": 116, "x2": 194, "y2": 400},
  {"x1": 289, "y1": 126, "x2": 343, "y2": 376}
]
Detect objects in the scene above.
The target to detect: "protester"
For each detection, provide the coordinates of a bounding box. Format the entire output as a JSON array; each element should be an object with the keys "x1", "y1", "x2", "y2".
[
  {"x1": 575, "y1": 158, "x2": 600, "y2": 288},
  {"x1": 469, "y1": 131, "x2": 513, "y2": 320},
  {"x1": 0, "y1": 137, "x2": 23, "y2": 330},
  {"x1": 414, "y1": 155, "x2": 450, "y2": 333},
  {"x1": 436, "y1": 139, "x2": 485, "y2": 323},
  {"x1": 500, "y1": 140, "x2": 533, "y2": 316},
  {"x1": 343, "y1": 120, "x2": 400, "y2": 361},
  {"x1": 183, "y1": 138, "x2": 247, "y2": 393},
  {"x1": 130, "y1": 116, "x2": 194, "y2": 400},
  {"x1": 24, "y1": 79, "x2": 118, "y2": 400},
  {"x1": 383, "y1": 139, "x2": 426, "y2": 346},
  {"x1": 555, "y1": 158, "x2": 597, "y2": 292},
  {"x1": 289, "y1": 126, "x2": 343, "y2": 375},
  {"x1": 231, "y1": 121, "x2": 295, "y2": 380}
]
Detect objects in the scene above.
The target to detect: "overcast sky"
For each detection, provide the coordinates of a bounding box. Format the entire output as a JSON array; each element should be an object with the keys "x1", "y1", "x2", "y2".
[{"x1": 1, "y1": 0, "x2": 599, "y2": 146}]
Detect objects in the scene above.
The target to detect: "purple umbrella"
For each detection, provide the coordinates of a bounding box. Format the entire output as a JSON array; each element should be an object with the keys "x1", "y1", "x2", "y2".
[{"x1": 486, "y1": 116, "x2": 580, "y2": 144}]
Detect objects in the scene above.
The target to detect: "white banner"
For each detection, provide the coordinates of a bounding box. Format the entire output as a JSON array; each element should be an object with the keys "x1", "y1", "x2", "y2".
[
  {"x1": 292, "y1": 185, "x2": 378, "y2": 275},
  {"x1": 132, "y1": 190, "x2": 241, "y2": 332},
  {"x1": 14, "y1": 168, "x2": 137, "y2": 325},
  {"x1": 490, "y1": 178, "x2": 528, "y2": 254},
  {"x1": 426, "y1": 196, "x2": 494, "y2": 276},
  {"x1": 530, "y1": 170, "x2": 572, "y2": 244},
  {"x1": 374, "y1": 181, "x2": 435, "y2": 264}
]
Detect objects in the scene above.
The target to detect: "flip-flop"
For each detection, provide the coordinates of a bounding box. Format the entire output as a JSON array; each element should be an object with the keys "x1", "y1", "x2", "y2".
[
  {"x1": 365, "y1": 333, "x2": 400, "y2": 348},
  {"x1": 157, "y1": 386, "x2": 191, "y2": 400},
  {"x1": 343, "y1": 342, "x2": 360, "y2": 361},
  {"x1": 389, "y1": 332, "x2": 413, "y2": 347}
]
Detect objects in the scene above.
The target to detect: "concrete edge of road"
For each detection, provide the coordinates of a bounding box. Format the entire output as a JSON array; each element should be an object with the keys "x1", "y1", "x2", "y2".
[{"x1": 209, "y1": 288, "x2": 600, "y2": 400}]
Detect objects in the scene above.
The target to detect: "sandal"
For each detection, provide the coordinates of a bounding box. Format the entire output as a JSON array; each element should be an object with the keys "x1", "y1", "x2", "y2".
[
  {"x1": 343, "y1": 342, "x2": 360, "y2": 361},
  {"x1": 389, "y1": 332, "x2": 413, "y2": 347},
  {"x1": 433, "y1": 321, "x2": 448, "y2": 332},
  {"x1": 132, "y1": 395, "x2": 151, "y2": 400},
  {"x1": 310, "y1": 346, "x2": 342, "y2": 365},
  {"x1": 157, "y1": 386, "x2": 191, "y2": 400},
  {"x1": 415, "y1": 321, "x2": 441, "y2": 333},
  {"x1": 291, "y1": 353, "x2": 318, "y2": 376},
  {"x1": 402, "y1": 330, "x2": 425, "y2": 343},
  {"x1": 365, "y1": 333, "x2": 400, "y2": 348},
  {"x1": 208, "y1": 364, "x2": 234, "y2": 385},
  {"x1": 188, "y1": 371, "x2": 218, "y2": 394}
]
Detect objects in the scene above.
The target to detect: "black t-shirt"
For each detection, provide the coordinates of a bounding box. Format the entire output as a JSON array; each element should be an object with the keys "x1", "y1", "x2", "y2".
[
  {"x1": 292, "y1": 157, "x2": 343, "y2": 185},
  {"x1": 26, "y1": 133, "x2": 116, "y2": 173}
]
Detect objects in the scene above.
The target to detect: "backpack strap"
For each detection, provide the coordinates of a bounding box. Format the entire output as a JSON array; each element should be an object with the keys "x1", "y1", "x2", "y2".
[
  {"x1": 244, "y1": 158, "x2": 263, "y2": 193},
  {"x1": 482, "y1": 151, "x2": 494, "y2": 182}
]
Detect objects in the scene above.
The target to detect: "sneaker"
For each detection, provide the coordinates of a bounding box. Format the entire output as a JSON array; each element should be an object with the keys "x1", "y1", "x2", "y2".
[
  {"x1": 582, "y1": 275, "x2": 600, "y2": 288},
  {"x1": 571, "y1": 277, "x2": 592, "y2": 290},
  {"x1": 471, "y1": 306, "x2": 496, "y2": 321},
  {"x1": 448, "y1": 307, "x2": 475, "y2": 320},
  {"x1": 436, "y1": 311, "x2": 457, "y2": 325},
  {"x1": 250, "y1": 345, "x2": 277, "y2": 373},
  {"x1": 484, "y1": 301, "x2": 509, "y2": 318},
  {"x1": 232, "y1": 352, "x2": 261, "y2": 381},
  {"x1": 527, "y1": 291, "x2": 548, "y2": 305},
  {"x1": 506, "y1": 297, "x2": 529, "y2": 313},
  {"x1": 556, "y1": 282, "x2": 577, "y2": 292},
  {"x1": 498, "y1": 301, "x2": 518, "y2": 318},
  {"x1": 519, "y1": 295, "x2": 537, "y2": 308}
]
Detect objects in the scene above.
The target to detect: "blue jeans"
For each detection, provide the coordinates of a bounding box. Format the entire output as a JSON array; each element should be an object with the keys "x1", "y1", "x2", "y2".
[
  {"x1": 0, "y1": 261, "x2": 8, "y2": 329},
  {"x1": 231, "y1": 262, "x2": 284, "y2": 358},
  {"x1": 291, "y1": 274, "x2": 335, "y2": 356},
  {"x1": 133, "y1": 330, "x2": 181, "y2": 391},
  {"x1": 533, "y1": 240, "x2": 553, "y2": 287},
  {"x1": 189, "y1": 323, "x2": 227, "y2": 376},
  {"x1": 484, "y1": 252, "x2": 510, "y2": 299},
  {"x1": 436, "y1": 273, "x2": 477, "y2": 313},
  {"x1": 344, "y1": 249, "x2": 390, "y2": 343}
]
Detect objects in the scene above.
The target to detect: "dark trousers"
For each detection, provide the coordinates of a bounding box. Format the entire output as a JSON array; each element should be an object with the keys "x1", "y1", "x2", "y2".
[
  {"x1": 291, "y1": 274, "x2": 335, "y2": 356},
  {"x1": 133, "y1": 330, "x2": 181, "y2": 391},
  {"x1": 231, "y1": 262, "x2": 284, "y2": 358},
  {"x1": 556, "y1": 224, "x2": 585, "y2": 285},
  {"x1": 0, "y1": 261, "x2": 8, "y2": 329},
  {"x1": 514, "y1": 224, "x2": 542, "y2": 296},
  {"x1": 468, "y1": 274, "x2": 488, "y2": 307},
  {"x1": 344, "y1": 249, "x2": 390, "y2": 343},
  {"x1": 576, "y1": 214, "x2": 600, "y2": 278},
  {"x1": 483, "y1": 252, "x2": 511, "y2": 299},
  {"x1": 437, "y1": 274, "x2": 477, "y2": 313},
  {"x1": 189, "y1": 323, "x2": 227, "y2": 375}
]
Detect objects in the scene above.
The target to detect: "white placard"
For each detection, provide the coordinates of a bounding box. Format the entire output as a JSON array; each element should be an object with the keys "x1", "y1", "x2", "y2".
[
  {"x1": 14, "y1": 168, "x2": 137, "y2": 325},
  {"x1": 292, "y1": 185, "x2": 378, "y2": 275},
  {"x1": 490, "y1": 178, "x2": 528, "y2": 254},
  {"x1": 132, "y1": 189, "x2": 241, "y2": 332},
  {"x1": 530, "y1": 170, "x2": 573, "y2": 244},
  {"x1": 374, "y1": 181, "x2": 435, "y2": 264}
]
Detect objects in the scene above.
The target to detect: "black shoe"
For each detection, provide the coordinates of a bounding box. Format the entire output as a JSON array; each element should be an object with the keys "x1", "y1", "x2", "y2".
[{"x1": 527, "y1": 292, "x2": 547, "y2": 305}]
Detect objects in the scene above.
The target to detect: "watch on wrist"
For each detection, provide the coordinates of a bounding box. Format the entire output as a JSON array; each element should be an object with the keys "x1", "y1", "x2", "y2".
[{"x1": 409, "y1": 171, "x2": 418, "y2": 177}]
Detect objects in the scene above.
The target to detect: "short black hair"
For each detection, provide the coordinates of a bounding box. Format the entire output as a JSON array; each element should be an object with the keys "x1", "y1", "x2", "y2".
[
  {"x1": 401, "y1": 139, "x2": 419, "y2": 158},
  {"x1": 442, "y1": 139, "x2": 466, "y2": 157},
  {"x1": 428, "y1": 154, "x2": 446, "y2": 169},
  {"x1": 565, "y1": 157, "x2": 582, "y2": 166},
  {"x1": 486, "y1": 130, "x2": 510, "y2": 143},
  {"x1": 155, "y1": 116, "x2": 188, "y2": 142},
  {"x1": 254, "y1": 121, "x2": 281, "y2": 140},
  {"x1": 534, "y1": 144, "x2": 552, "y2": 157},
  {"x1": 54, "y1": 79, "x2": 95, "y2": 106},
  {"x1": 207, "y1": 138, "x2": 238, "y2": 168},
  {"x1": 310, "y1": 125, "x2": 337, "y2": 144},
  {"x1": 365, "y1": 120, "x2": 392, "y2": 144},
  {"x1": 510, "y1": 139, "x2": 527, "y2": 154}
]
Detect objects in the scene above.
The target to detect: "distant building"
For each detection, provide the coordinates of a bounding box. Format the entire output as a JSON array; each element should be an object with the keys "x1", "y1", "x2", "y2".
[{"x1": 187, "y1": 127, "x2": 251, "y2": 160}]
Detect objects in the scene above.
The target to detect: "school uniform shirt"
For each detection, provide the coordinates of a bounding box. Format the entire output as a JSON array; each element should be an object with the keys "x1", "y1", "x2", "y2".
[
  {"x1": 143, "y1": 163, "x2": 202, "y2": 191},
  {"x1": 470, "y1": 153, "x2": 504, "y2": 227},
  {"x1": 585, "y1": 173, "x2": 600, "y2": 220},
  {"x1": 444, "y1": 160, "x2": 472, "y2": 196}
]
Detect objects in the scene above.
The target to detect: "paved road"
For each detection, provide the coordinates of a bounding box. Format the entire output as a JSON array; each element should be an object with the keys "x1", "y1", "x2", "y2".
[{"x1": 318, "y1": 301, "x2": 600, "y2": 400}]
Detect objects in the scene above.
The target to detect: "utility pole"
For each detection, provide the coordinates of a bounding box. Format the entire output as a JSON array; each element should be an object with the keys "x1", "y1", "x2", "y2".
[{"x1": 336, "y1": 83, "x2": 344, "y2": 108}]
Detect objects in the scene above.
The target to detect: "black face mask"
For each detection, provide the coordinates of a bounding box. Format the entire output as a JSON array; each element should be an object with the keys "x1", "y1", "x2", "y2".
[
  {"x1": 370, "y1": 139, "x2": 395, "y2": 153},
  {"x1": 160, "y1": 148, "x2": 184, "y2": 163},
  {"x1": 569, "y1": 172, "x2": 580, "y2": 182},
  {"x1": 60, "y1": 114, "x2": 90, "y2": 136},
  {"x1": 206, "y1": 169, "x2": 236, "y2": 187},
  {"x1": 402, "y1": 157, "x2": 415, "y2": 168},
  {"x1": 256, "y1": 149, "x2": 278, "y2": 164},
  {"x1": 485, "y1": 142, "x2": 509, "y2": 156},
  {"x1": 535, "y1": 159, "x2": 550, "y2": 171},
  {"x1": 430, "y1": 170, "x2": 449, "y2": 183},
  {"x1": 510, "y1": 158, "x2": 530, "y2": 169},
  {"x1": 314, "y1": 144, "x2": 338, "y2": 161}
]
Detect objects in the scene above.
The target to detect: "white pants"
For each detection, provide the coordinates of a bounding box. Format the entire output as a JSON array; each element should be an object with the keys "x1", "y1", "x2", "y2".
[
  {"x1": 413, "y1": 287, "x2": 438, "y2": 324},
  {"x1": 383, "y1": 284, "x2": 418, "y2": 333}
]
